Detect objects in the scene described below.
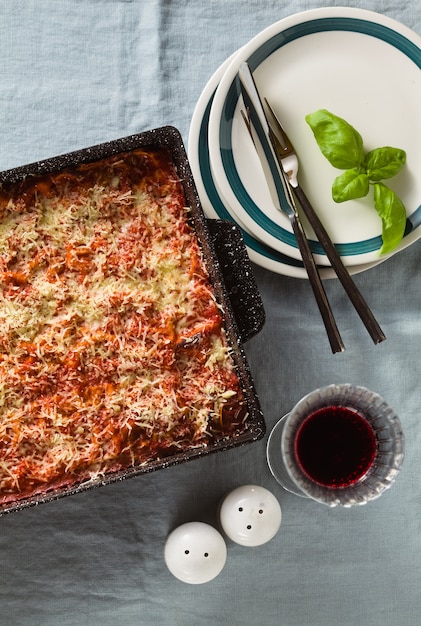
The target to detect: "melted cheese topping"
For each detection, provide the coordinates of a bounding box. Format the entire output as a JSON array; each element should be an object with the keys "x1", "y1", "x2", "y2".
[{"x1": 0, "y1": 149, "x2": 246, "y2": 504}]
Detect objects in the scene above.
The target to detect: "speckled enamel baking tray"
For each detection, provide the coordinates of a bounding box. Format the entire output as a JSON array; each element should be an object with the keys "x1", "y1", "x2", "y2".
[{"x1": 0, "y1": 126, "x2": 265, "y2": 515}]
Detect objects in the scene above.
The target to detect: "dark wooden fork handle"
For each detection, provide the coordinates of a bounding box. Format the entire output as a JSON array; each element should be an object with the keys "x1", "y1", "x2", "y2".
[{"x1": 293, "y1": 184, "x2": 386, "y2": 345}]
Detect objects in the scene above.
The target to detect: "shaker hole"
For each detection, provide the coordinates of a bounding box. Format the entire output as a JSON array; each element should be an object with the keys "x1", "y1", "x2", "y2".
[{"x1": 247, "y1": 525, "x2": 252, "y2": 530}]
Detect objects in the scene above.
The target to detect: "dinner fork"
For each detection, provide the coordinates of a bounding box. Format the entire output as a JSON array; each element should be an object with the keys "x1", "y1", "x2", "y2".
[{"x1": 263, "y1": 98, "x2": 386, "y2": 346}]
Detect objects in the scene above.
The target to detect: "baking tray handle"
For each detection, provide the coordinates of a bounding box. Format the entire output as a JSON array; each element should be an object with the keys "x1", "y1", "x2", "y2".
[{"x1": 206, "y1": 219, "x2": 265, "y2": 342}]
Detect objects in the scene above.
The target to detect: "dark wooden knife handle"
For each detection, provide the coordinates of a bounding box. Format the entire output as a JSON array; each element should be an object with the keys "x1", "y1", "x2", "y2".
[{"x1": 290, "y1": 213, "x2": 344, "y2": 354}]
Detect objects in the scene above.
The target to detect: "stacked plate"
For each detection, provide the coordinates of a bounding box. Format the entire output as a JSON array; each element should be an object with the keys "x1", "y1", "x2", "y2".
[{"x1": 188, "y1": 7, "x2": 421, "y2": 278}]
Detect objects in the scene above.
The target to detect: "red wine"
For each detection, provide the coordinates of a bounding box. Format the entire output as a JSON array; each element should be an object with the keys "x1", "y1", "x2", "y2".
[{"x1": 294, "y1": 406, "x2": 376, "y2": 488}]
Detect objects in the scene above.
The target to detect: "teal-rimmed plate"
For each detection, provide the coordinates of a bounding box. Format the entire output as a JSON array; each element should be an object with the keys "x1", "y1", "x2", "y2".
[
  {"x1": 188, "y1": 51, "x2": 384, "y2": 278},
  {"x1": 208, "y1": 7, "x2": 421, "y2": 267}
]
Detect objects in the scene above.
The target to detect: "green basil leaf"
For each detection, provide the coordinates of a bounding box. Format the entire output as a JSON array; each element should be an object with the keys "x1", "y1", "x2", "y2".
[
  {"x1": 365, "y1": 147, "x2": 406, "y2": 181},
  {"x1": 373, "y1": 183, "x2": 407, "y2": 254},
  {"x1": 332, "y1": 169, "x2": 370, "y2": 203},
  {"x1": 305, "y1": 109, "x2": 365, "y2": 170}
]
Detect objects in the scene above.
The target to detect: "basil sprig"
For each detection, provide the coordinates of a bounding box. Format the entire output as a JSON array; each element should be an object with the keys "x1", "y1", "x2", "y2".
[{"x1": 305, "y1": 109, "x2": 407, "y2": 254}]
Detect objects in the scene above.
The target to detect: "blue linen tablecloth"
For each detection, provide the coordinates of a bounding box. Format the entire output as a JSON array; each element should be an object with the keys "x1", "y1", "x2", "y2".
[{"x1": 0, "y1": 1, "x2": 420, "y2": 625}]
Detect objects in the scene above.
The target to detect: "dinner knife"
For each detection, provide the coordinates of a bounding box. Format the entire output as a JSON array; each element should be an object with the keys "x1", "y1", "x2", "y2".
[{"x1": 238, "y1": 62, "x2": 344, "y2": 353}]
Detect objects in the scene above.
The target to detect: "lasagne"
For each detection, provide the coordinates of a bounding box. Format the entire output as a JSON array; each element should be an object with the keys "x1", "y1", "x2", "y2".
[{"x1": 0, "y1": 148, "x2": 246, "y2": 505}]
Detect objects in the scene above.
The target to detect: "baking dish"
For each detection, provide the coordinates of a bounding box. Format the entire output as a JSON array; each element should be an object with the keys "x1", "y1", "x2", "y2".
[{"x1": 0, "y1": 126, "x2": 265, "y2": 515}]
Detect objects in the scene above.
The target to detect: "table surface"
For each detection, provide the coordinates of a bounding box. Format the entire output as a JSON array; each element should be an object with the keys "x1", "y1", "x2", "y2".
[{"x1": 1, "y1": 2, "x2": 420, "y2": 625}]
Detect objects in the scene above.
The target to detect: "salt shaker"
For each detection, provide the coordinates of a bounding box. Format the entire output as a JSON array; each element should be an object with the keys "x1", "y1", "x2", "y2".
[
  {"x1": 219, "y1": 485, "x2": 282, "y2": 547},
  {"x1": 164, "y1": 521, "x2": 227, "y2": 584}
]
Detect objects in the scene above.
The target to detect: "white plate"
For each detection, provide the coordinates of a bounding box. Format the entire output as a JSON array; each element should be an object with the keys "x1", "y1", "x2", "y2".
[
  {"x1": 188, "y1": 50, "x2": 384, "y2": 279},
  {"x1": 208, "y1": 7, "x2": 421, "y2": 266}
]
